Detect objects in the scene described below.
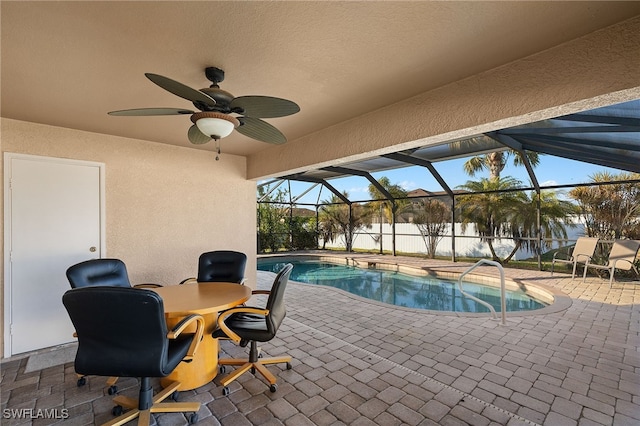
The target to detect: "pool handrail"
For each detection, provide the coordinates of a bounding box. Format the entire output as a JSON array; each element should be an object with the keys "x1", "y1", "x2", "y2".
[{"x1": 458, "y1": 259, "x2": 506, "y2": 325}]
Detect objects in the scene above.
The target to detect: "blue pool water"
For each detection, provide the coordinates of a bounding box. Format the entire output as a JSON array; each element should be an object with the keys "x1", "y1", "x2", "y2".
[{"x1": 258, "y1": 259, "x2": 548, "y2": 313}]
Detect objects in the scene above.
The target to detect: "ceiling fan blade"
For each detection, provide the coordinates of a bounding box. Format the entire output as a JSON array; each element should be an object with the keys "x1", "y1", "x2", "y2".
[
  {"x1": 236, "y1": 117, "x2": 287, "y2": 144},
  {"x1": 230, "y1": 96, "x2": 300, "y2": 118},
  {"x1": 145, "y1": 73, "x2": 217, "y2": 108},
  {"x1": 108, "y1": 108, "x2": 194, "y2": 116},
  {"x1": 188, "y1": 125, "x2": 212, "y2": 145}
]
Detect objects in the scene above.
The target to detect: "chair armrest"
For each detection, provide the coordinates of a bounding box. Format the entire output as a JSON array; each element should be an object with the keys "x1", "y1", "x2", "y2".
[
  {"x1": 133, "y1": 283, "x2": 163, "y2": 288},
  {"x1": 552, "y1": 246, "x2": 573, "y2": 261},
  {"x1": 611, "y1": 258, "x2": 634, "y2": 270},
  {"x1": 216, "y1": 307, "x2": 270, "y2": 344},
  {"x1": 179, "y1": 277, "x2": 197, "y2": 285},
  {"x1": 168, "y1": 314, "x2": 205, "y2": 361},
  {"x1": 573, "y1": 254, "x2": 592, "y2": 263}
]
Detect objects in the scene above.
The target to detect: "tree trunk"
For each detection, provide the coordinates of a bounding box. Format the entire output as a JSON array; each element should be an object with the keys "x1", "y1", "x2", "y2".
[
  {"x1": 502, "y1": 241, "x2": 522, "y2": 264},
  {"x1": 486, "y1": 240, "x2": 502, "y2": 264}
]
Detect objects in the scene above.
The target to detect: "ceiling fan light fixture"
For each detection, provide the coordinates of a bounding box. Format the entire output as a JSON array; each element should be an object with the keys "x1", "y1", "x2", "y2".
[{"x1": 191, "y1": 112, "x2": 239, "y2": 139}]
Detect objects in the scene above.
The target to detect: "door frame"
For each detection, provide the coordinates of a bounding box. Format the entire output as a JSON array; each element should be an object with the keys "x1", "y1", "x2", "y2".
[{"x1": 3, "y1": 153, "x2": 106, "y2": 358}]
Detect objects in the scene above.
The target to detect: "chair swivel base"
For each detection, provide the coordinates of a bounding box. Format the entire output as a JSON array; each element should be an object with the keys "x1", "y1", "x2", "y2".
[
  {"x1": 218, "y1": 341, "x2": 292, "y2": 395},
  {"x1": 104, "y1": 379, "x2": 199, "y2": 426}
]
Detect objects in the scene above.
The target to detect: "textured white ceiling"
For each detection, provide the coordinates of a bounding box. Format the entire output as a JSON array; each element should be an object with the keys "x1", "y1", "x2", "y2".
[{"x1": 2, "y1": 1, "x2": 640, "y2": 156}]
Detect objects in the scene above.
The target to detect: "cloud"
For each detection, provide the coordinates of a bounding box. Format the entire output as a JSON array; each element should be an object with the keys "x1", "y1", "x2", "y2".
[
  {"x1": 399, "y1": 180, "x2": 418, "y2": 190},
  {"x1": 348, "y1": 186, "x2": 369, "y2": 195}
]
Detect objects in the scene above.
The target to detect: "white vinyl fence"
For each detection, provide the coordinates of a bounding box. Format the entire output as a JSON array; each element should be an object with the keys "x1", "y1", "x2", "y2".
[{"x1": 321, "y1": 220, "x2": 586, "y2": 260}]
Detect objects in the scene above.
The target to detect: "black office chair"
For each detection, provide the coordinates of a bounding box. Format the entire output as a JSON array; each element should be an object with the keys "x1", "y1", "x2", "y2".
[
  {"x1": 181, "y1": 250, "x2": 247, "y2": 285},
  {"x1": 66, "y1": 258, "x2": 162, "y2": 289},
  {"x1": 213, "y1": 263, "x2": 293, "y2": 395},
  {"x1": 62, "y1": 286, "x2": 204, "y2": 425},
  {"x1": 65, "y1": 258, "x2": 162, "y2": 393}
]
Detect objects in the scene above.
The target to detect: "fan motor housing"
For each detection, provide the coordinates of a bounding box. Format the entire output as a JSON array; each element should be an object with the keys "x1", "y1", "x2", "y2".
[{"x1": 199, "y1": 88, "x2": 234, "y2": 112}]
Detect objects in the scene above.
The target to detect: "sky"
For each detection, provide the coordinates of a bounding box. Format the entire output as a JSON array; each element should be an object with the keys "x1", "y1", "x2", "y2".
[{"x1": 260, "y1": 154, "x2": 625, "y2": 205}]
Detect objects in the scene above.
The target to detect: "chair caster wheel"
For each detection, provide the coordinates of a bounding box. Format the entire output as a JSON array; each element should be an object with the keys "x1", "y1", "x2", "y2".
[
  {"x1": 77, "y1": 377, "x2": 86, "y2": 387},
  {"x1": 222, "y1": 386, "x2": 230, "y2": 396},
  {"x1": 270, "y1": 384, "x2": 277, "y2": 393},
  {"x1": 108, "y1": 385, "x2": 117, "y2": 395},
  {"x1": 251, "y1": 367, "x2": 256, "y2": 374},
  {"x1": 171, "y1": 390, "x2": 179, "y2": 401},
  {"x1": 286, "y1": 362, "x2": 292, "y2": 370},
  {"x1": 188, "y1": 413, "x2": 198, "y2": 424},
  {"x1": 219, "y1": 365, "x2": 226, "y2": 374},
  {"x1": 112, "y1": 405, "x2": 123, "y2": 416}
]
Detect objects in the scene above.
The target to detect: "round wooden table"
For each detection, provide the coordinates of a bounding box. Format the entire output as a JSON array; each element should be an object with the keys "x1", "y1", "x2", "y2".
[{"x1": 152, "y1": 282, "x2": 251, "y2": 390}]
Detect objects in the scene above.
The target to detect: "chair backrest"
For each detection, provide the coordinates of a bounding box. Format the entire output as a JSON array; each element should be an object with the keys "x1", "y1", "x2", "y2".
[
  {"x1": 66, "y1": 258, "x2": 132, "y2": 288},
  {"x1": 572, "y1": 237, "x2": 599, "y2": 258},
  {"x1": 62, "y1": 286, "x2": 171, "y2": 378},
  {"x1": 607, "y1": 239, "x2": 640, "y2": 270},
  {"x1": 265, "y1": 263, "x2": 293, "y2": 336},
  {"x1": 197, "y1": 250, "x2": 247, "y2": 283}
]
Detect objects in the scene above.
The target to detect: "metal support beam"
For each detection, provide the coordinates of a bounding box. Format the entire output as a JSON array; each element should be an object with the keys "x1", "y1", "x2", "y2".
[
  {"x1": 383, "y1": 152, "x2": 456, "y2": 259},
  {"x1": 488, "y1": 132, "x2": 540, "y2": 192},
  {"x1": 381, "y1": 152, "x2": 454, "y2": 197},
  {"x1": 257, "y1": 178, "x2": 282, "y2": 190},
  {"x1": 515, "y1": 132, "x2": 640, "y2": 152},
  {"x1": 451, "y1": 196, "x2": 456, "y2": 262},
  {"x1": 284, "y1": 174, "x2": 351, "y2": 204},
  {"x1": 557, "y1": 114, "x2": 640, "y2": 126},
  {"x1": 322, "y1": 166, "x2": 395, "y2": 202},
  {"x1": 349, "y1": 203, "x2": 353, "y2": 252},
  {"x1": 292, "y1": 183, "x2": 320, "y2": 203},
  {"x1": 322, "y1": 165, "x2": 397, "y2": 255},
  {"x1": 516, "y1": 136, "x2": 640, "y2": 173},
  {"x1": 502, "y1": 125, "x2": 640, "y2": 135},
  {"x1": 258, "y1": 179, "x2": 285, "y2": 202},
  {"x1": 537, "y1": 194, "x2": 542, "y2": 270}
]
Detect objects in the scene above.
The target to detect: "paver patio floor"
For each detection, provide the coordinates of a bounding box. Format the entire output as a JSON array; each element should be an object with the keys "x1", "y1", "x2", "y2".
[{"x1": 2, "y1": 254, "x2": 639, "y2": 425}]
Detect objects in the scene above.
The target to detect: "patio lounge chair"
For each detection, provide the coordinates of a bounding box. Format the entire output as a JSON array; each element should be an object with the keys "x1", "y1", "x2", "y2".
[
  {"x1": 551, "y1": 237, "x2": 599, "y2": 279},
  {"x1": 582, "y1": 239, "x2": 640, "y2": 287}
]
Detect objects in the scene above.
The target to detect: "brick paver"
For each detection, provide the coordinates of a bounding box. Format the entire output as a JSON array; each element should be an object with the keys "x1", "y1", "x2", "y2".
[{"x1": 1, "y1": 253, "x2": 639, "y2": 425}]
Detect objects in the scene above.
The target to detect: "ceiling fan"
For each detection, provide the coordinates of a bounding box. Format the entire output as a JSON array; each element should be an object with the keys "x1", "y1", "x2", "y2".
[{"x1": 108, "y1": 67, "x2": 300, "y2": 158}]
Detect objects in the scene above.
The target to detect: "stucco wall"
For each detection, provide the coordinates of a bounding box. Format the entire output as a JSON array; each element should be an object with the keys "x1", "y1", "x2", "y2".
[{"x1": 1, "y1": 118, "x2": 257, "y2": 357}]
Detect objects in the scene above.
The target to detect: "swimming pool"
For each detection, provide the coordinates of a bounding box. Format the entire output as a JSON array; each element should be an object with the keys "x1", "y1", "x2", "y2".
[{"x1": 258, "y1": 257, "x2": 549, "y2": 313}]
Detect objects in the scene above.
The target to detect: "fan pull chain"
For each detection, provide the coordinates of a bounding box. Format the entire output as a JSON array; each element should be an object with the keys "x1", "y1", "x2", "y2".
[{"x1": 215, "y1": 138, "x2": 221, "y2": 161}]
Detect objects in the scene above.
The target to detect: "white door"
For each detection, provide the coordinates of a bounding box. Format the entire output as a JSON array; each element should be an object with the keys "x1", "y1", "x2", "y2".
[{"x1": 4, "y1": 154, "x2": 104, "y2": 356}]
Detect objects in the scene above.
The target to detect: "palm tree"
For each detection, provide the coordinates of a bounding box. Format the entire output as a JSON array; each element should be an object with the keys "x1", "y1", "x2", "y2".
[
  {"x1": 460, "y1": 136, "x2": 540, "y2": 180},
  {"x1": 569, "y1": 171, "x2": 640, "y2": 239},
  {"x1": 366, "y1": 176, "x2": 409, "y2": 223},
  {"x1": 457, "y1": 177, "x2": 526, "y2": 262},
  {"x1": 507, "y1": 190, "x2": 578, "y2": 263},
  {"x1": 457, "y1": 177, "x2": 576, "y2": 264},
  {"x1": 318, "y1": 193, "x2": 373, "y2": 251}
]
